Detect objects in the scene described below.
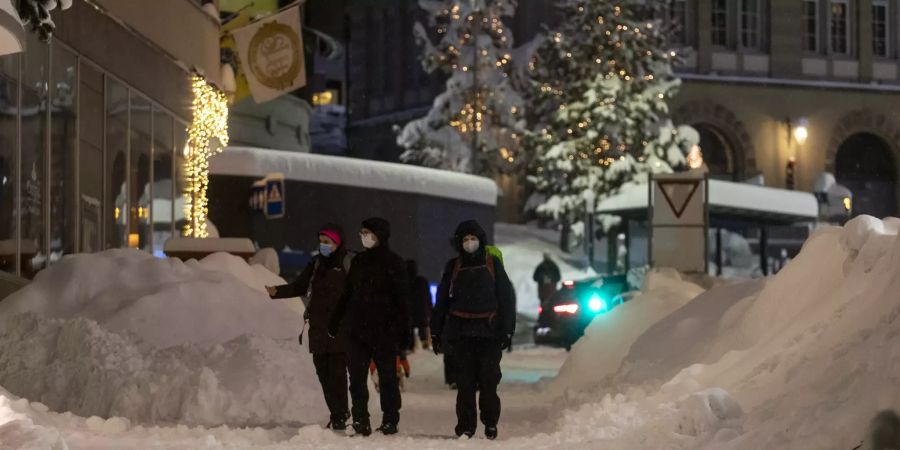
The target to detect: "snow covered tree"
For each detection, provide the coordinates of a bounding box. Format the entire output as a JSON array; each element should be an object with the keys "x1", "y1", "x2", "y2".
[
  {"x1": 17, "y1": 0, "x2": 73, "y2": 42},
  {"x1": 526, "y1": 0, "x2": 697, "y2": 231},
  {"x1": 396, "y1": 0, "x2": 525, "y2": 176}
]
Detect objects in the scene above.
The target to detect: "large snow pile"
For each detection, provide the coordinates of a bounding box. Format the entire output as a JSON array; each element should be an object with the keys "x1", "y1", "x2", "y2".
[
  {"x1": 495, "y1": 223, "x2": 594, "y2": 317},
  {"x1": 564, "y1": 215, "x2": 900, "y2": 449},
  {"x1": 0, "y1": 250, "x2": 326, "y2": 428},
  {"x1": 550, "y1": 269, "x2": 705, "y2": 393}
]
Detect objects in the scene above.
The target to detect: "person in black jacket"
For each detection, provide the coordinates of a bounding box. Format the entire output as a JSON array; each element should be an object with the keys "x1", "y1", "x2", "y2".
[
  {"x1": 431, "y1": 219, "x2": 515, "y2": 440},
  {"x1": 328, "y1": 217, "x2": 410, "y2": 436},
  {"x1": 533, "y1": 253, "x2": 561, "y2": 307},
  {"x1": 406, "y1": 260, "x2": 433, "y2": 351},
  {"x1": 267, "y1": 224, "x2": 352, "y2": 430}
]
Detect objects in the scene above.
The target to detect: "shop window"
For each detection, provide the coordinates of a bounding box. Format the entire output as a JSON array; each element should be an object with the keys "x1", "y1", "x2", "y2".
[
  {"x1": 152, "y1": 106, "x2": 174, "y2": 256},
  {"x1": 50, "y1": 43, "x2": 78, "y2": 264},
  {"x1": 21, "y1": 34, "x2": 49, "y2": 278},
  {"x1": 106, "y1": 78, "x2": 128, "y2": 250},
  {"x1": 0, "y1": 54, "x2": 18, "y2": 275},
  {"x1": 78, "y1": 62, "x2": 103, "y2": 254},
  {"x1": 130, "y1": 92, "x2": 152, "y2": 251}
]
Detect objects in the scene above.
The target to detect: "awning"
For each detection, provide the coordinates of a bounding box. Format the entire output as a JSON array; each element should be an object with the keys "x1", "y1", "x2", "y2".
[
  {"x1": 598, "y1": 179, "x2": 819, "y2": 225},
  {"x1": 0, "y1": 0, "x2": 24, "y2": 56}
]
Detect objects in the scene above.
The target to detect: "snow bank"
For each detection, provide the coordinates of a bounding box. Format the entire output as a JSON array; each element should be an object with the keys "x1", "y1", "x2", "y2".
[
  {"x1": 0, "y1": 250, "x2": 295, "y2": 348},
  {"x1": 595, "y1": 215, "x2": 900, "y2": 449},
  {"x1": 494, "y1": 223, "x2": 594, "y2": 317},
  {"x1": 211, "y1": 146, "x2": 498, "y2": 206},
  {"x1": 550, "y1": 269, "x2": 705, "y2": 393},
  {"x1": 0, "y1": 250, "x2": 325, "y2": 428}
]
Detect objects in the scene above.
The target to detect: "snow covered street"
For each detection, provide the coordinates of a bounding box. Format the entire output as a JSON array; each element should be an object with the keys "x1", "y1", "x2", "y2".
[{"x1": 3, "y1": 216, "x2": 900, "y2": 449}]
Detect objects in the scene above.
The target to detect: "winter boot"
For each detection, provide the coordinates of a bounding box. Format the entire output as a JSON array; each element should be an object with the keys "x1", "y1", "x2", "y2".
[
  {"x1": 330, "y1": 419, "x2": 347, "y2": 431},
  {"x1": 352, "y1": 420, "x2": 371, "y2": 436},
  {"x1": 485, "y1": 426, "x2": 498, "y2": 440},
  {"x1": 377, "y1": 422, "x2": 398, "y2": 435},
  {"x1": 455, "y1": 425, "x2": 475, "y2": 438}
]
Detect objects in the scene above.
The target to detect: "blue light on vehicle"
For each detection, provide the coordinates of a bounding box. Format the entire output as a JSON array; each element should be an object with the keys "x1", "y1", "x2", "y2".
[{"x1": 588, "y1": 293, "x2": 608, "y2": 313}]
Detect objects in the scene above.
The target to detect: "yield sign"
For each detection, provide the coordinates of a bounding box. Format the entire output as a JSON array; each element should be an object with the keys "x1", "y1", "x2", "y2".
[{"x1": 658, "y1": 180, "x2": 700, "y2": 219}]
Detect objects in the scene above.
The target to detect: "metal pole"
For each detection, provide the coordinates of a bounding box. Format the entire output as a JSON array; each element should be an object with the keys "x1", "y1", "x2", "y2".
[
  {"x1": 759, "y1": 226, "x2": 768, "y2": 276},
  {"x1": 470, "y1": 2, "x2": 480, "y2": 175},
  {"x1": 715, "y1": 227, "x2": 723, "y2": 276}
]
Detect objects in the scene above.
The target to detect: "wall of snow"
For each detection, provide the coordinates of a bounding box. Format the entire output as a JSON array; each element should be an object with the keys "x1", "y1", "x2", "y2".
[
  {"x1": 562, "y1": 215, "x2": 900, "y2": 449},
  {"x1": 0, "y1": 250, "x2": 326, "y2": 428}
]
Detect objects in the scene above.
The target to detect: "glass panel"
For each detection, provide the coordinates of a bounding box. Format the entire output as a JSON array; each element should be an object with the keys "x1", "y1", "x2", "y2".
[
  {"x1": 872, "y1": 3, "x2": 888, "y2": 57},
  {"x1": 741, "y1": 0, "x2": 759, "y2": 49},
  {"x1": 21, "y1": 34, "x2": 49, "y2": 278},
  {"x1": 174, "y1": 122, "x2": 188, "y2": 237},
  {"x1": 49, "y1": 43, "x2": 78, "y2": 263},
  {"x1": 830, "y1": 1, "x2": 848, "y2": 55},
  {"x1": 78, "y1": 62, "x2": 103, "y2": 253},
  {"x1": 106, "y1": 78, "x2": 128, "y2": 249},
  {"x1": 151, "y1": 106, "x2": 174, "y2": 257},
  {"x1": 711, "y1": 0, "x2": 729, "y2": 47},
  {"x1": 129, "y1": 92, "x2": 151, "y2": 251},
  {"x1": 0, "y1": 54, "x2": 18, "y2": 275},
  {"x1": 804, "y1": 1, "x2": 818, "y2": 53},
  {"x1": 669, "y1": 0, "x2": 687, "y2": 45}
]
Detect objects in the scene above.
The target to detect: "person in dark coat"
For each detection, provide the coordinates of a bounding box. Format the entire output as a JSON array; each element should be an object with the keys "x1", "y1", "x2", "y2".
[
  {"x1": 328, "y1": 217, "x2": 410, "y2": 436},
  {"x1": 267, "y1": 224, "x2": 352, "y2": 430},
  {"x1": 406, "y1": 259, "x2": 433, "y2": 350},
  {"x1": 431, "y1": 219, "x2": 515, "y2": 440},
  {"x1": 533, "y1": 253, "x2": 561, "y2": 306}
]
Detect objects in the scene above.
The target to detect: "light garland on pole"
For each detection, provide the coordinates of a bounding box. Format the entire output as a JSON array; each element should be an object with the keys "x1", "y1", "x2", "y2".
[{"x1": 183, "y1": 75, "x2": 229, "y2": 238}]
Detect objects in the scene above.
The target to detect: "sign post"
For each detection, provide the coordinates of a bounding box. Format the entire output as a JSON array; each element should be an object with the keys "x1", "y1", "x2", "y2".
[
  {"x1": 250, "y1": 173, "x2": 285, "y2": 219},
  {"x1": 649, "y1": 171, "x2": 709, "y2": 273}
]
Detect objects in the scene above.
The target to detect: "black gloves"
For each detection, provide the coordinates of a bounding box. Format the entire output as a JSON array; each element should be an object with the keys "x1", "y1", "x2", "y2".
[
  {"x1": 327, "y1": 320, "x2": 339, "y2": 339},
  {"x1": 432, "y1": 336, "x2": 442, "y2": 355},
  {"x1": 500, "y1": 334, "x2": 513, "y2": 351}
]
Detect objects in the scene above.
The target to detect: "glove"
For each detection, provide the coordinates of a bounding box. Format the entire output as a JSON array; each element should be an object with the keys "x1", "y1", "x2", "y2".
[
  {"x1": 327, "y1": 321, "x2": 339, "y2": 339},
  {"x1": 303, "y1": 309, "x2": 310, "y2": 321},
  {"x1": 500, "y1": 334, "x2": 512, "y2": 351},
  {"x1": 432, "y1": 336, "x2": 442, "y2": 355}
]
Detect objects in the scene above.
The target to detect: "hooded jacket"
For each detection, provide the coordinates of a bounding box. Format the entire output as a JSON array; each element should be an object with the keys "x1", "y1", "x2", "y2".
[
  {"x1": 431, "y1": 220, "x2": 516, "y2": 342},
  {"x1": 328, "y1": 217, "x2": 410, "y2": 348},
  {"x1": 272, "y1": 223, "x2": 351, "y2": 354}
]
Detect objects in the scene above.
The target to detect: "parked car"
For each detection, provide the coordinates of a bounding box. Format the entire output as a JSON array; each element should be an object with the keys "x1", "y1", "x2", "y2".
[{"x1": 533, "y1": 274, "x2": 633, "y2": 350}]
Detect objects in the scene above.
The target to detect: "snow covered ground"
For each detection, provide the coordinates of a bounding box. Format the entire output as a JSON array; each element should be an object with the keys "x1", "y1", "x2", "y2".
[{"x1": 2, "y1": 215, "x2": 900, "y2": 449}]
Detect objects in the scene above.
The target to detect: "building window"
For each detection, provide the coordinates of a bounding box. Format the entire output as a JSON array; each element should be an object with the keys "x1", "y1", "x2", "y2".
[
  {"x1": 873, "y1": 0, "x2": 889, "y2": 58},
  {"x1": 668, "y1": 0, "x2": 688, "y2": 45},
  {"x1": 804, "y1": 0, "x2": 819, "y2": 53},
  {"x1": 0, "y1": 54, "x2": 18, "y2": 276},
  {"x1": 830, "y1": 0, "x2": 850, "y2": 55},
  {"x1": 740, "y1": 0, "x2": 761, "y2": 50},
  {"x1": 711, "y1": 0, "x2": 729, "y2": 47}
]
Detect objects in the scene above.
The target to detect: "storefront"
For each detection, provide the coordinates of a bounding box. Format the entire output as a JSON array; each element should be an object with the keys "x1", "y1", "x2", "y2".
[{"x1": 0, "y1": 0, "x2": 218, "y2": 280}]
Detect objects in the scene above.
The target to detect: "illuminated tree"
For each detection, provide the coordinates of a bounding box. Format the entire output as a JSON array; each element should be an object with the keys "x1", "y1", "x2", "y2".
[
  {"x1": 526, "y1": 0, "x2": 697, "y2": 229},
  {"x1": 397, "y1": 0, "x2": 525, "y2": 175}
]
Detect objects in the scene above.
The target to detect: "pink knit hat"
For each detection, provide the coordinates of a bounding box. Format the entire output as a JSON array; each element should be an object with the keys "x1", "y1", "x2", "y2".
[{"x1": 319, "y1": 228, "x2": 342, "y2": 247}]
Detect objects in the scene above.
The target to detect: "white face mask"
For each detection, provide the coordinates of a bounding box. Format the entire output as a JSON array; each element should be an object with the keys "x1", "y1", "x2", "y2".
[
  {"x1": 361, "y1": 233, "x2": 377, "y2": 249},
  {"x1": 463, "y1": 238, "x2": 480, "y2": 254}
]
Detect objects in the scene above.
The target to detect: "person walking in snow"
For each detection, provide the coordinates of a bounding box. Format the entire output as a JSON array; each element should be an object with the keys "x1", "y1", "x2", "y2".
[
  {"x1": 431, "y1": 219, "x2": 516, "y2": 440},
  {"x1": 328, "y1": 217, "x2": 410, "y2": 436},
  {"x1": 533, "y1": 253, "x2": 561, "y2": 307},
  {"x1": 266, "y1": 224, "x2": 352, "y2": 431},
  {"x1": 407, "y1": 259, "x2": 433, "y2": 350}
]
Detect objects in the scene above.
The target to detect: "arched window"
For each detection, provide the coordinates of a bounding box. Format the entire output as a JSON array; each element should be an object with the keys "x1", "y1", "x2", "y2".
[
  {"x1": 693, "y1": 123, "x2": 738, "y2": 181},
  {"x1": 835, "y1": 132, "x2": 897, "y2": 218}
]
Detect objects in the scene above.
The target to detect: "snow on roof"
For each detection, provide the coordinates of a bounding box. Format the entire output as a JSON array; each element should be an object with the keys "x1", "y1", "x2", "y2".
[
  {"x1": 210, "y1": 146, "x2": 498, "y2": 206},
  {"x1": 597, "y1": 179, "x2": 819, "y2": 221}
]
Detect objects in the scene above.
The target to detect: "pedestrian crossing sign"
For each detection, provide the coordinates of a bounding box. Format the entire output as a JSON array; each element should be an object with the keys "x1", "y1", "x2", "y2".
[{"x1": 264, "y1": 173, "x2": 285, "y2": 219}]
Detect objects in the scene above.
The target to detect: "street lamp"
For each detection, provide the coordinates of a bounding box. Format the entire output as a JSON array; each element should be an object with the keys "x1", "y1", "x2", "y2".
[{"x1": 583, "y1": 188, "x2": 596, "y2": 271}]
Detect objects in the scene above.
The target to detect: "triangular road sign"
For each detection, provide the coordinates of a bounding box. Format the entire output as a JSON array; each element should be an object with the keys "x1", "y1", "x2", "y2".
[
  {"x1": 268, "y1": 184, "x2": 282, "y2": 202},
  {"x1": 659, "y1": 181, "x2": 699, "y2": 219}
]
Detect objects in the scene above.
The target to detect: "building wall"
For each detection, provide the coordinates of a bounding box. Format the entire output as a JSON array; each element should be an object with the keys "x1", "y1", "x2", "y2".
[{"x1": 672, "y1": 0, "x2": 900, "y2": 216}]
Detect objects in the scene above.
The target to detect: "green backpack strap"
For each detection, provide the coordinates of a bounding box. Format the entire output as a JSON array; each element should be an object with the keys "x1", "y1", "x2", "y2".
[{"x1": 486, "y1": 245, "x2": 503, "y2": 265}]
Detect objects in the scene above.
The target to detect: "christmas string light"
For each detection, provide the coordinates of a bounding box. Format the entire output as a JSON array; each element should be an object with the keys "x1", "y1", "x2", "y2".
[{"x1": 183, "y1": 75, "x2": 229, "y2": 238}]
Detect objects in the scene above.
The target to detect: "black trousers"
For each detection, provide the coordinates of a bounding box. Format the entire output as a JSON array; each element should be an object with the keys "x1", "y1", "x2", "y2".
[
  {"x1": 444, "y1": 352, "x2": 458, "y2": 385},
  {"x1": 348, "y1": 339, "x2": 401, "y2": 425},
  {"x1": 453, "y1": 336, "x2": 503, "y2": 431},
  {"x1": 312, "y1": 352, "x2": 349, "y2": 424}
]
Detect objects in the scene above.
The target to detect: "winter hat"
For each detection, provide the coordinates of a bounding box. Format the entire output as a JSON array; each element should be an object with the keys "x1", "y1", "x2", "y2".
[
  {"x1": 318, "y1": 223, "x2": 344, "y2": 247},
  {"x1": 361, "y1": 217, "x2": 391, "y2": 246}
]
